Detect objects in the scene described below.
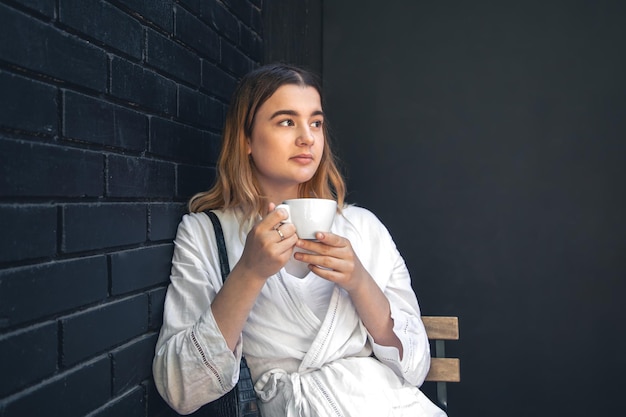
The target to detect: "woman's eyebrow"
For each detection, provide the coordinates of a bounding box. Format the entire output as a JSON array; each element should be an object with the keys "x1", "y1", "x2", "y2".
[{"x1": 270, "y1": 109, "x2": 324, "y2": 119}]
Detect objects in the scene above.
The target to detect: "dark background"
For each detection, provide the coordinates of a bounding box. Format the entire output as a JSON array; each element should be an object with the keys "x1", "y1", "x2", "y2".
[
  {"x1": 321, "y1": 1, "x2": 626, "y2": 416},
  {"x1": 2, "y1": 0, "x2": 624, "y2": 416}
]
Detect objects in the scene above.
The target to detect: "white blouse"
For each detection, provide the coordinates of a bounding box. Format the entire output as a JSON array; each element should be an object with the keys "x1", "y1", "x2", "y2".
[
  {"x1": 283, "y1": 269, "x2": 334, "y2": 320},
  {"x1": 152, "y1": 205, "x2": 446, "y2": 416}
]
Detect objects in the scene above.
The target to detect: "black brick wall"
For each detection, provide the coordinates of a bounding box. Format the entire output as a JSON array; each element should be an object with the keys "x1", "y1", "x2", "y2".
[{"x1": 0, "y1": 0, "x2": 263, "y2": 415}]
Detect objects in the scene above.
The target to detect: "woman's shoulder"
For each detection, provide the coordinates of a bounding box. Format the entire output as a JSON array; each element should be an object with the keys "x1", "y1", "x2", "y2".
[
  {"x1": 171, "y1": 212, "x2": 209, "y2": 243},
  {"x1": 173, "y1": 209, "x2": 247, "y2": 254},
  {"x1": 338, "y1": 204, "x2": 399, "y2": 261},
  {"x1": 341, "y1": 204, "x2": 383, "y2": 224},
  {"x1": 176, "y1": 209, "x2": 236, "y2": 233},
  {"x1": 179, "y1": 210, "x2": 209, "y2": 227},
  {"x1": 339, "y1": 204, "x2": 389, "y2": 235}
]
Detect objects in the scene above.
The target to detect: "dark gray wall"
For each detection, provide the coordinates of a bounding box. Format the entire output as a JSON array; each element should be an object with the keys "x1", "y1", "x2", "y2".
[
  {"x1": 323, "y1": 1, "x2": 625, "y2": 416},
  {"x1": 263, "y1": 0, "x2": 322, "y2": 74}
]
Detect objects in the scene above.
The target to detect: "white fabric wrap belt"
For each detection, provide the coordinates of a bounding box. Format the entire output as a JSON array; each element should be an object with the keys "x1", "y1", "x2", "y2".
[
  {"x1": 254, "y1": 363, "x2": 363, "y2": 417},
  {"x1": 256, "y1": 369, "x2": 309, "y2": 417}
]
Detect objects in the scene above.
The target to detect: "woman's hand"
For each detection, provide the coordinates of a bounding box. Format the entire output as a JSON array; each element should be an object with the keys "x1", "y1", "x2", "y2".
[
  {"x1": 293, "y1": 232, "x2": 368, "y2": 293},
  {"x1": 237, "y1": 203, "x2": 298, "y2": 280}
]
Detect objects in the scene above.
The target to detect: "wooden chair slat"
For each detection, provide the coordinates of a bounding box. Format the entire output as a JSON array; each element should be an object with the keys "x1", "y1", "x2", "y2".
[
  {"x1": 422, "y1": 316, "x2": 459, "y2": 340},
  {"x1": 422, "y1": 316, "x2": 460, "y2": 386},
  {"x1": 425, "y1": 358, "x2": 461, "y2": 382}
]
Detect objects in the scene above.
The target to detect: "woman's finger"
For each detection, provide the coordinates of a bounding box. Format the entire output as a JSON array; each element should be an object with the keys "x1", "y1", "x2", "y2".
[
  {"x1": 313, "y1": 232, "x2": 345, "y2": 247},
  {"x1": 258, "y1": 204, "x2": 289, "y2": 231}
]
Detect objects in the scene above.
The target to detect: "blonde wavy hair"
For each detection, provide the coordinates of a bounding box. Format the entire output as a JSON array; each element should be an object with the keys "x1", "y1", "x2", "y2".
[{"x1": 189, "y1": 63, "x2": 346, "y2": 220}]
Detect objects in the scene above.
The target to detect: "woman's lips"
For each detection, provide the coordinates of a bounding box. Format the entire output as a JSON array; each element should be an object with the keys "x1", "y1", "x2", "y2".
[{"x1": 291, "y1": 154, "x2": 314, "y2": 164}]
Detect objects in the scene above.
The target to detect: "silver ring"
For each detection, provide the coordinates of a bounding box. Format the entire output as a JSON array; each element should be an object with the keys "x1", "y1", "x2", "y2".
[{"x1": 275, "y1": 227, "x2": 285, "y2": 241}]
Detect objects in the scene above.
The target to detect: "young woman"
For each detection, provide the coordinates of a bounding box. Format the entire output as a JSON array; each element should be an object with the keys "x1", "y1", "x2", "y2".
[{"x1": 153, "y1": 63, "x2": 446, "y2": 416}]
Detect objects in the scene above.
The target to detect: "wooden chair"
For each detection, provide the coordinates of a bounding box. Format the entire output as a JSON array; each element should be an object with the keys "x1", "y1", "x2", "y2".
[{"x1": 423, "y1": 316, "x2": 460, "y2": 410}]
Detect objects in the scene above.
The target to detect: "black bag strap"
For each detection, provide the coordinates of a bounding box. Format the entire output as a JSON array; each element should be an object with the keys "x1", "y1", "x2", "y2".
[
  {"x1": 206, "y1": 211, "x2": 230, "y2": 281},
  {"x1": 203, "y1": 211, "x2": 263, "y2": 417}
]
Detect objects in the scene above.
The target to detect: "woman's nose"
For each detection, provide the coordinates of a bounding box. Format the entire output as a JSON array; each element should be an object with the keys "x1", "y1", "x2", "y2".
[{"x1": 296, "y1": 126, "x2": 315, "y2": 146}]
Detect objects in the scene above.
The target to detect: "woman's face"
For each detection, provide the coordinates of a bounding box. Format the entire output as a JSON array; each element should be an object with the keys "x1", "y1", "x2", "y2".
[{"x1": 248, "y1": 84, "x2": 325, "y2": 198}]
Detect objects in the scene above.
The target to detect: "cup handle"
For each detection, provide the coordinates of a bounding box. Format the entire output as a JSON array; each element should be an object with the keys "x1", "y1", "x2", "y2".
[{"x1": 275, "y1": 204, "x2": 291, "y2": 223}]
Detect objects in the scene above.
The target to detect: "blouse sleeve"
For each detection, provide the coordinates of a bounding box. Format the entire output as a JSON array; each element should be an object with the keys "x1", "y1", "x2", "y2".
[
  {"x1": 349, "y1": 208, "x2": 431, "y2": 387},
  {"x1": 152, "y1": 213, "x2": 242, "y2": 415},
  {"x1": 370, "y1": 249, "x2": 431, "y2": 387}
]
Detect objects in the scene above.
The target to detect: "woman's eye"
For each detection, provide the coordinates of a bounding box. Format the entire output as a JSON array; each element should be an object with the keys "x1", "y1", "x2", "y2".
[
  {"x1": 311, "y1": 120, "x2": 323, "y2": 128},
  {"x1": 279, "y1": 120, "x2": 294, "y2": 127}
]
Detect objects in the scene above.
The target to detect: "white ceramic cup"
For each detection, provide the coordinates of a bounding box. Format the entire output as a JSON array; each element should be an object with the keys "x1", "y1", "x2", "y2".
[
  {"x1": 276, "y1": 198, "x2": 337, "y2": 278},
  {"x1": 276, "y1": 198, "x2": 337, "y2": 240}
]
